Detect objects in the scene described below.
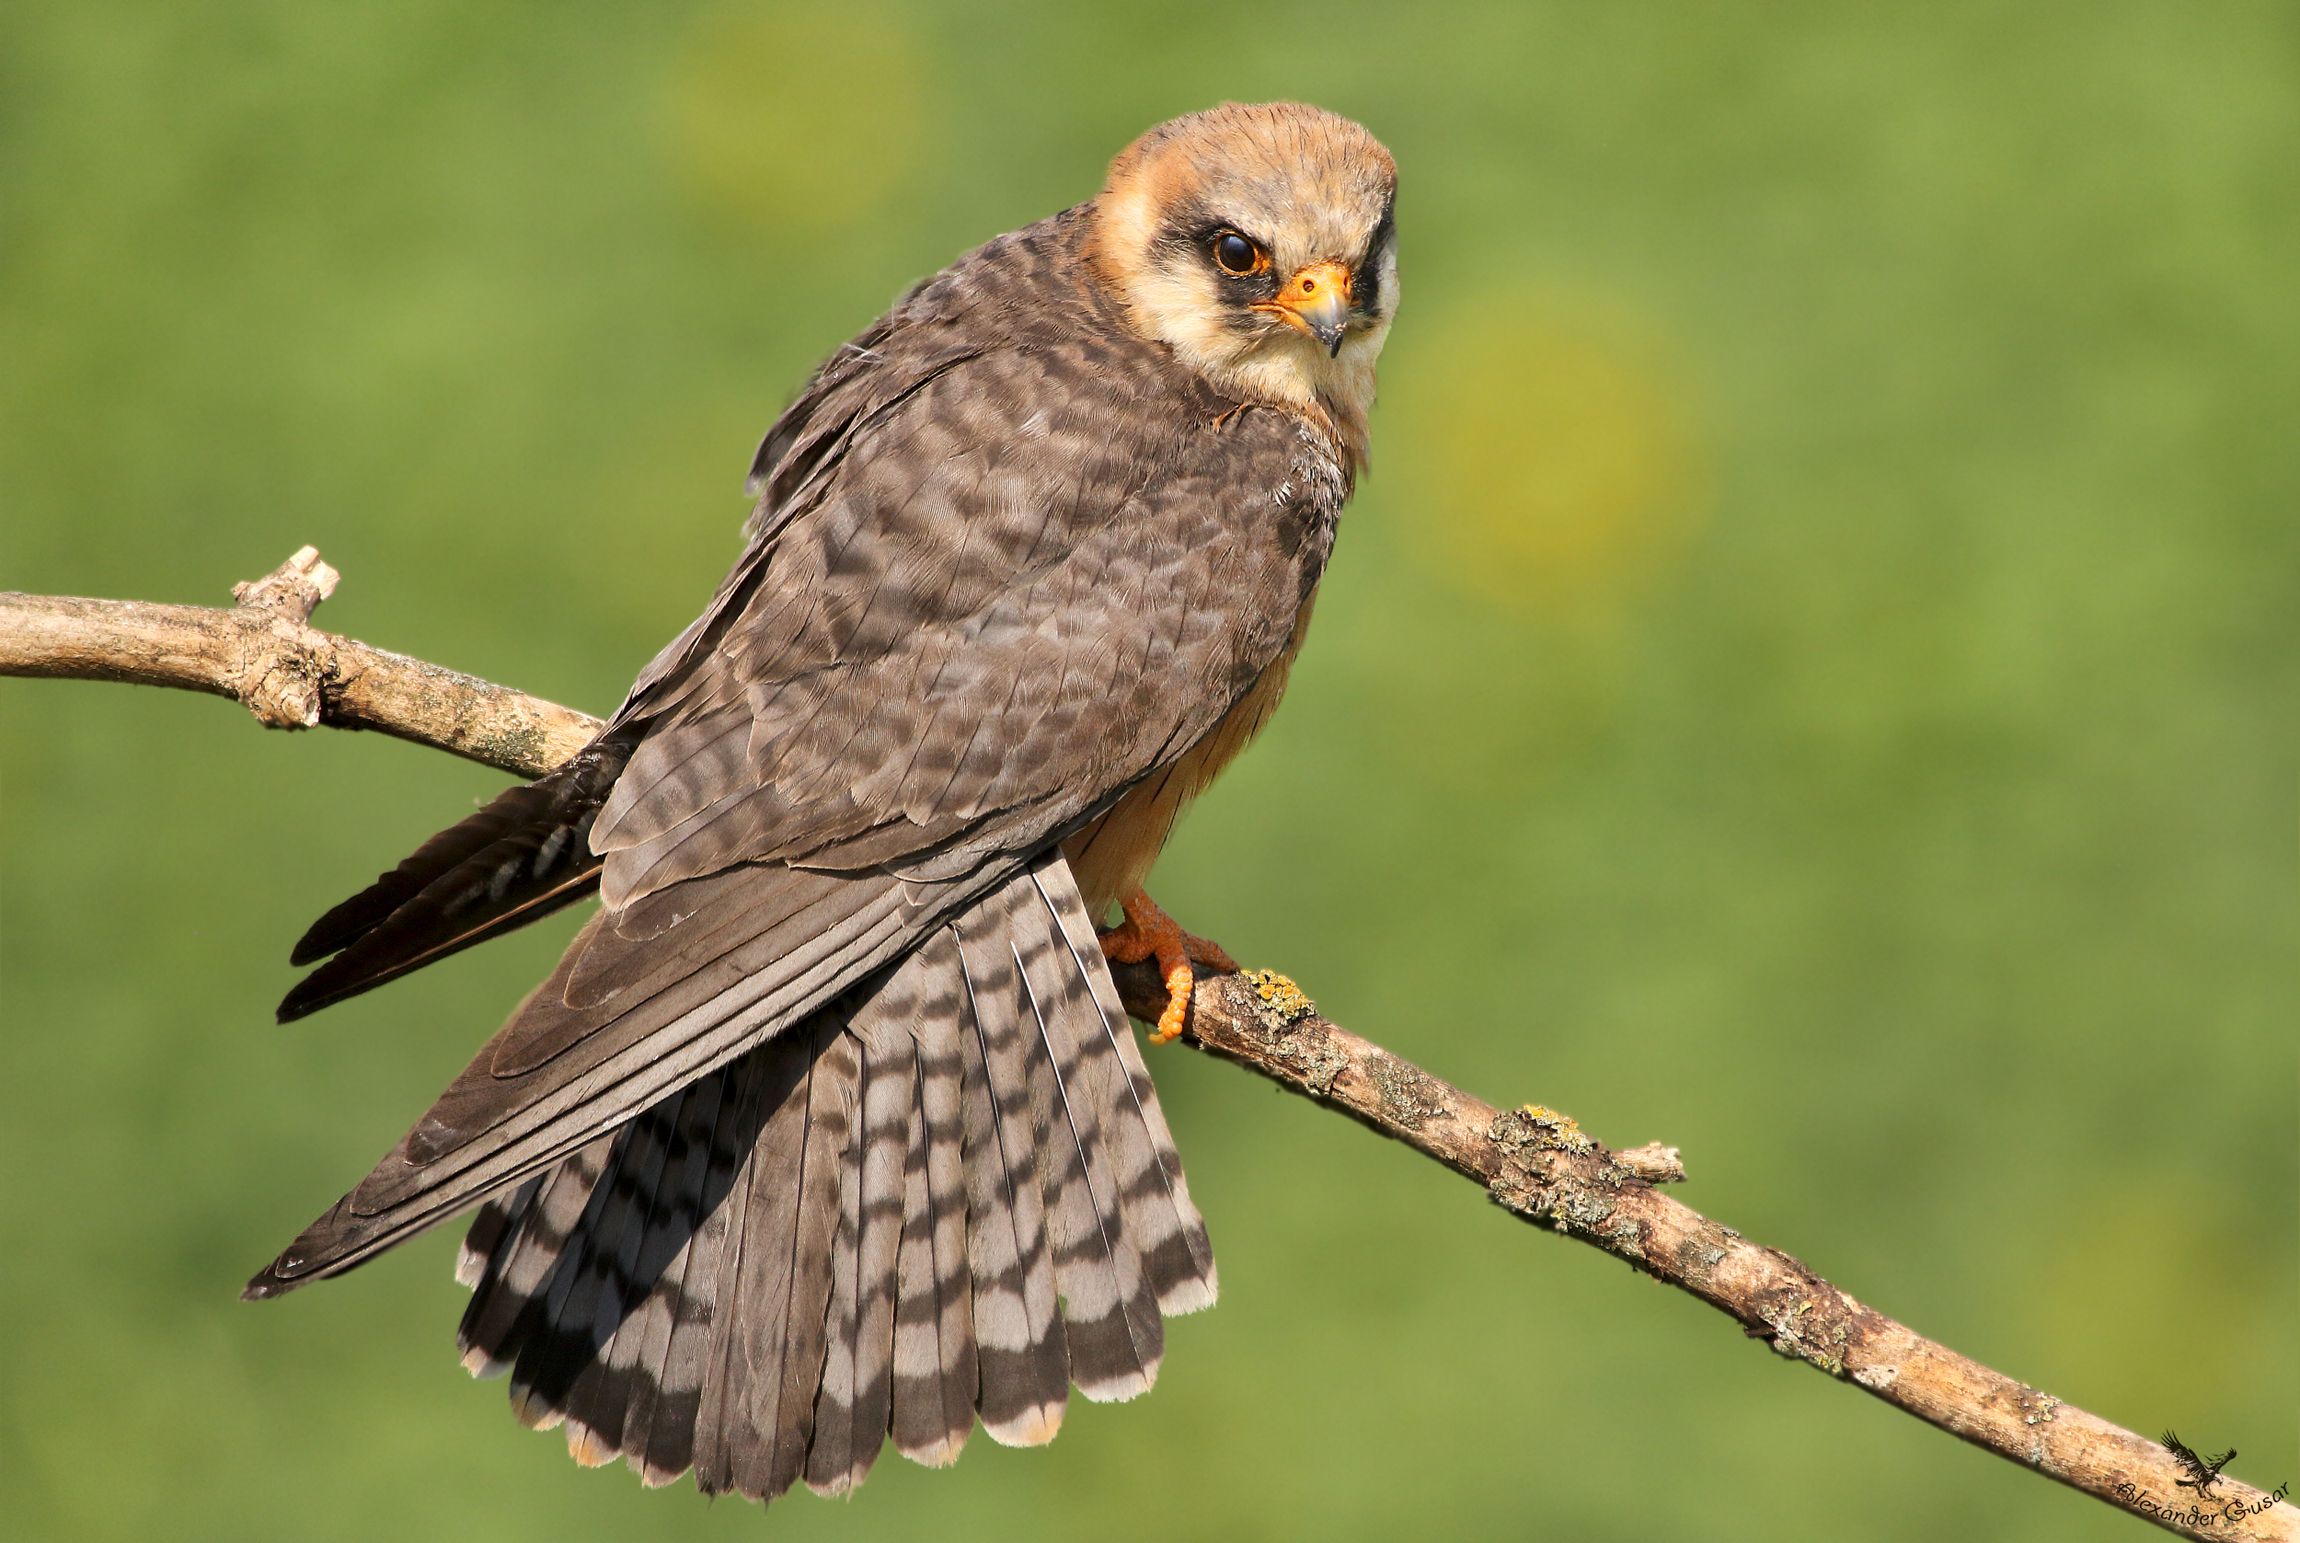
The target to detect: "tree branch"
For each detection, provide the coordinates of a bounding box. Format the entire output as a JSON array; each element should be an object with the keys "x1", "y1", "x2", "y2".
[
  {"x1": 0, "y1": 546, "x2": 595, "y2": 776},
  {"x1": 4, "y1": 551, "x2": 2290, "y2": 1542}
]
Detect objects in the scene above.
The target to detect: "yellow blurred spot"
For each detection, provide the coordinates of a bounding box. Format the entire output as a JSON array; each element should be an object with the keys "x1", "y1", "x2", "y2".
[
  {"x1": 664, "y1": 2, "x2": 929, "y2": 234},
  {"x1": 1402, "y1": 291, "x2": 1709, "y2": 628}
]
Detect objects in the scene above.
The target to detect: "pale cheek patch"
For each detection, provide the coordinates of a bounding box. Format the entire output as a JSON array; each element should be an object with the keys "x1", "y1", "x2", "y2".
[{"x1": 1129, "y1": 259, "x2": 1243, "y2": 368}]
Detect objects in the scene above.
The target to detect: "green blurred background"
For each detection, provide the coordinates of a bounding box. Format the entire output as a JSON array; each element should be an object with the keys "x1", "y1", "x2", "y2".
[{"x1": 3, "y1": 3, "x2": 2293, "y2": 1538}]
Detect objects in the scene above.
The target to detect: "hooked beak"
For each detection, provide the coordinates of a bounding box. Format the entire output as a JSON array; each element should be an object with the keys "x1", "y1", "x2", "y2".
[{"x1": 1257, "y1": 260, "x2": 1354, "y2": 357}]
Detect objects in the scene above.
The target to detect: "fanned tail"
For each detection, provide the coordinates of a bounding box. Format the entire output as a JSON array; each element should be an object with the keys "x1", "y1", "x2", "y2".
[{"x1": 447, "y1": 850, "x2": 1215, "y2": 1504}]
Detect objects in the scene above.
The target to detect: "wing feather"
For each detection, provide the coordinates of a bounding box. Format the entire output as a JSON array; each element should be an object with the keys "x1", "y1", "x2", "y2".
[{"x1": 247, "y1": 865, "x2": 986, "y2": 1297}]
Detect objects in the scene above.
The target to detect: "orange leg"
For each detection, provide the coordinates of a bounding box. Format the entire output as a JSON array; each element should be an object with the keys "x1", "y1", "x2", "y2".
[{"x1": 1098, "y1": 888, "x2": 1238, "y2": 1045}]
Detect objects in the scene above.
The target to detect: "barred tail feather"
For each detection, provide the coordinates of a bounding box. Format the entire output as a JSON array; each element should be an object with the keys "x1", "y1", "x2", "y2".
[
  {"x1": 1038, "y1": 867, "x2": 1219, "y2": 1315},
  {"x1": 948, "y1": 922, "x2": 1069, "y2": 1446},
  {"x1": 447, "y1": 851, "x2": 1214, "y2": 1505},
  {"x1": 889, "y1": 1017, "x2": 977, "y2": 1466},
  {"x1": 804, "y1": 1018, "x2": 910, "y2": 1494}
]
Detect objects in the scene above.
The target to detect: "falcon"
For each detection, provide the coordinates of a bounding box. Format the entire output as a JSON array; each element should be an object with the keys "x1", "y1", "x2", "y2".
[{"x1": 252, "y1": 101, "x2": 1400, "y2": 1506}]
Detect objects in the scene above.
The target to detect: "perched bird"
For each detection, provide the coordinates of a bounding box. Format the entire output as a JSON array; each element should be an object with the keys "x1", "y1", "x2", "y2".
[{"x1": 252, "y1": 102, "x2": 1400, "y2": 1506}]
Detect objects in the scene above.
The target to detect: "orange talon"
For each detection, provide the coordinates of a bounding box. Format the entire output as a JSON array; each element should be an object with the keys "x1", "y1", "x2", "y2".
[{"x1": 1098, "y1": 888, "x2": 1236, "y2": 1044}]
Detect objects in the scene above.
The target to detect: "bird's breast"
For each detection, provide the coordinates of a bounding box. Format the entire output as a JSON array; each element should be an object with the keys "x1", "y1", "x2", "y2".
[{"x1": 1061, "y1": 593, "x2": 1319, "y2": 919}]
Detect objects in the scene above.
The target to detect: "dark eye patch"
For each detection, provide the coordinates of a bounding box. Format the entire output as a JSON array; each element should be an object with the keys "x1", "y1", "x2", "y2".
[{"x1": 1354, "y1": 197, "x2": 1396, "y2": 315}]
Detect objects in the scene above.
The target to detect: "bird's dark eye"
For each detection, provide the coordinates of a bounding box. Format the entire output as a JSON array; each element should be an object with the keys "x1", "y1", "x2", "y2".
[{"x1": 1211, "y1": 230, "x2": 1264, "y2": 277}]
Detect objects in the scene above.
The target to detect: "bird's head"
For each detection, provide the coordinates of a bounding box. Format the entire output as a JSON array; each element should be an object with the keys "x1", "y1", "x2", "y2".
[{"x1": 1090, "y1": 103, "x2": 1398, "y2": 442}]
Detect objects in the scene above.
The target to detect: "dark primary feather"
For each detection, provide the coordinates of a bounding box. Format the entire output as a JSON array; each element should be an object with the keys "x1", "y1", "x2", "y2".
[
  {"x1": 278, "y1": 739, "x2": 632, "y2": 1021},
  {"x1": 256, "y1": 202, "x2": 1336, "y2": 1506}
]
